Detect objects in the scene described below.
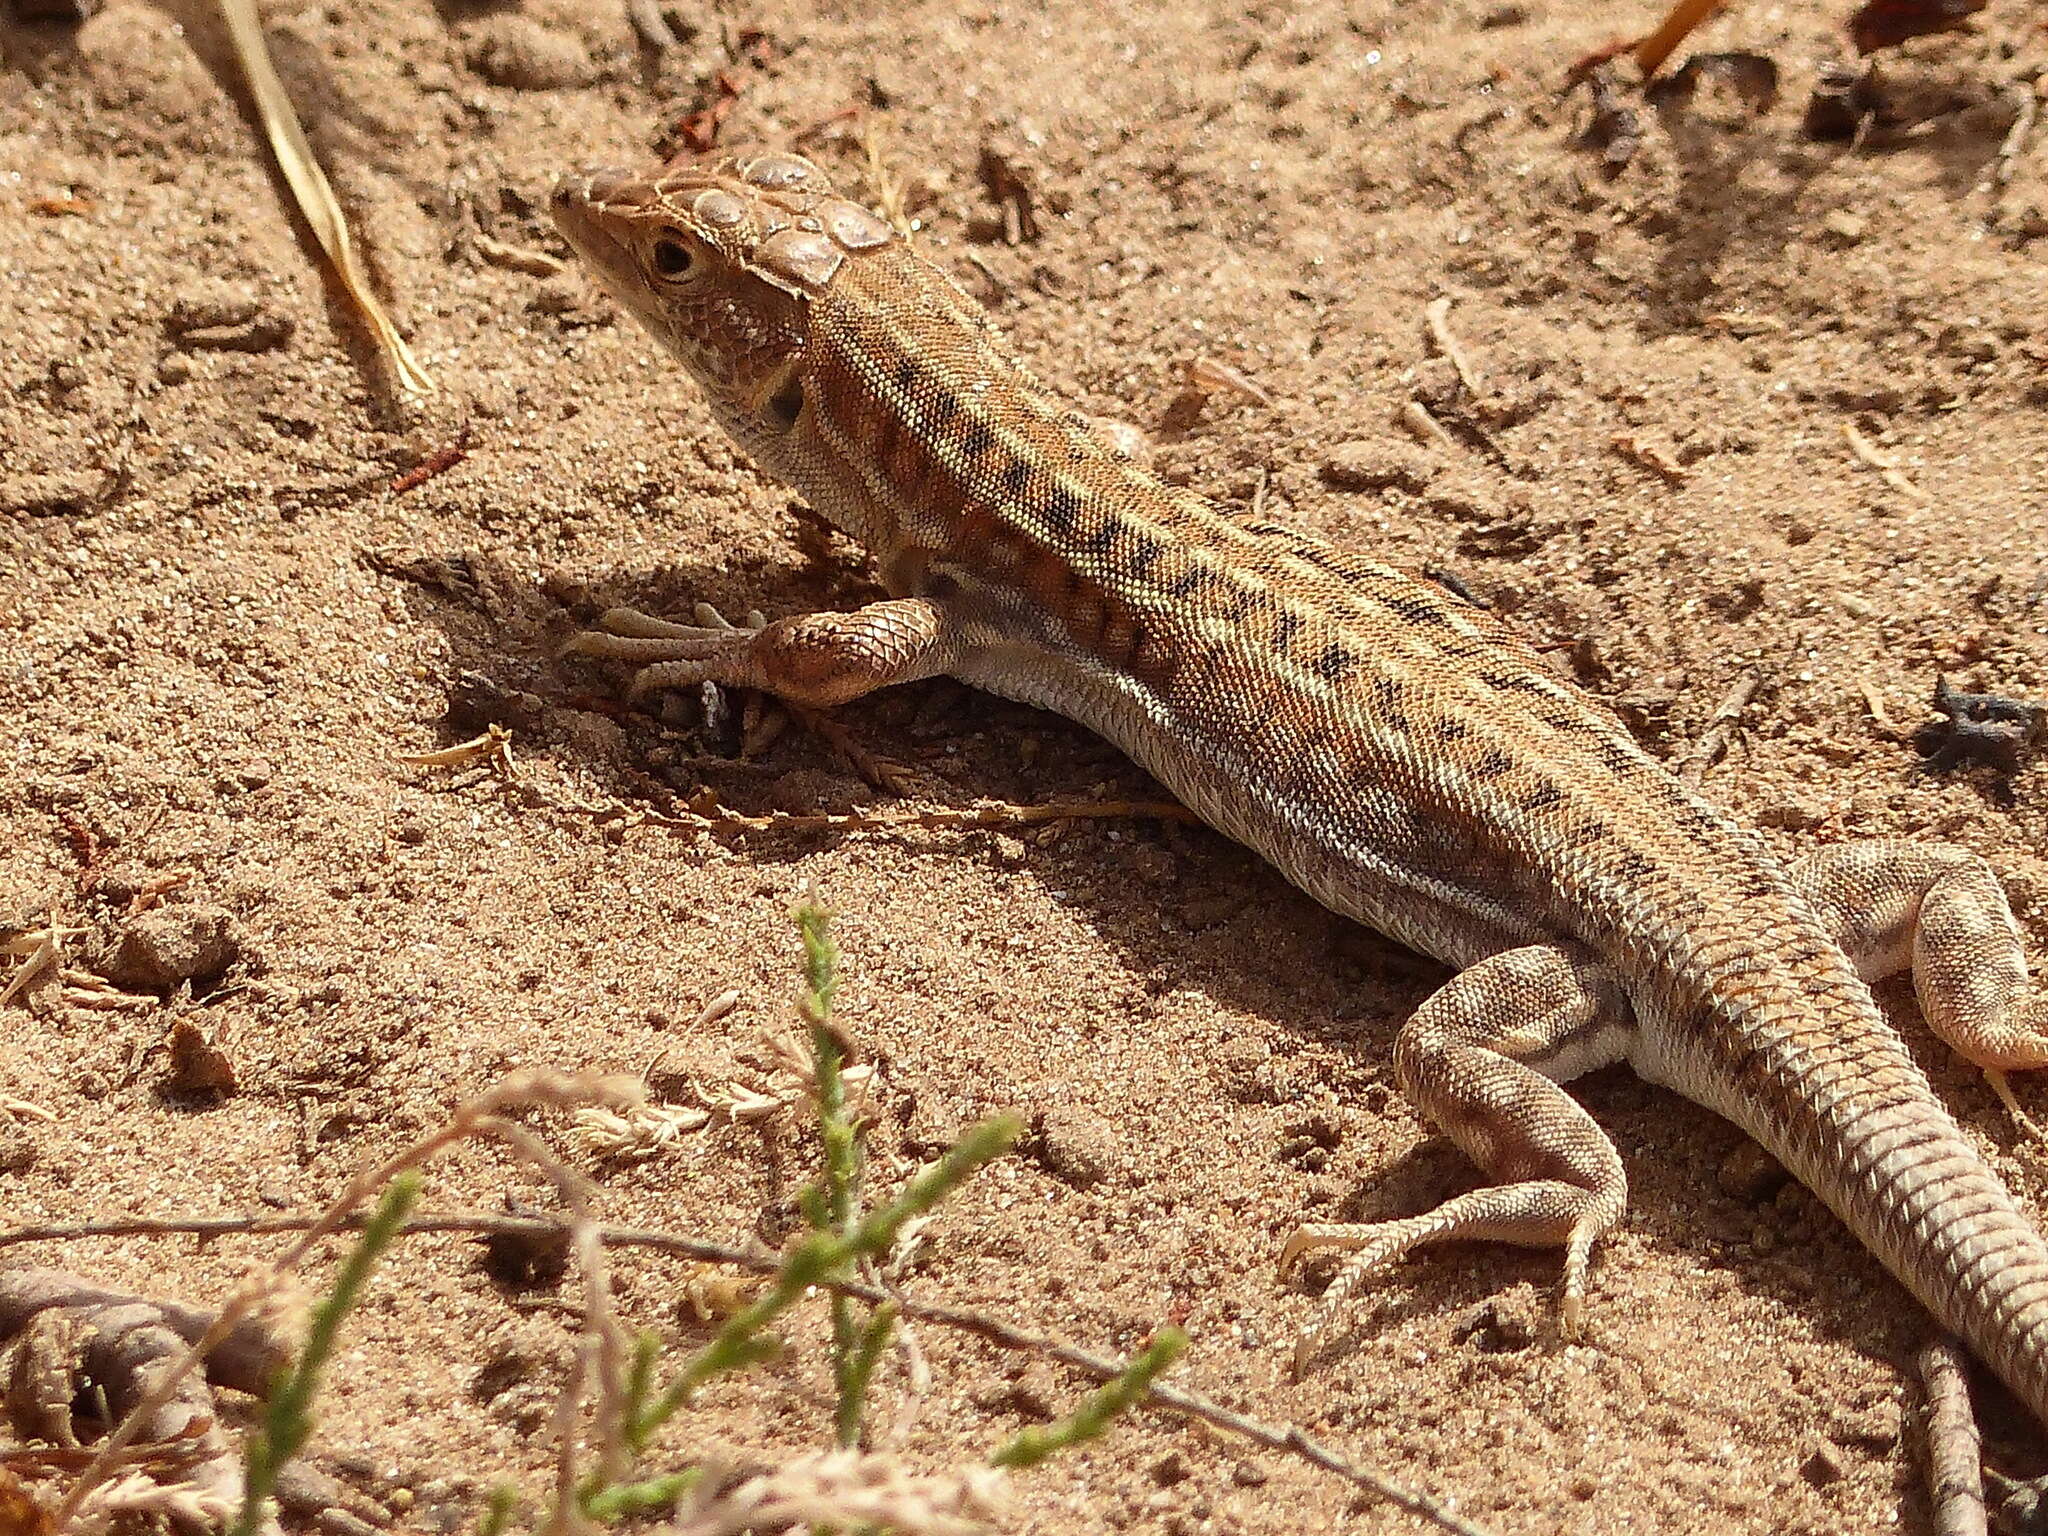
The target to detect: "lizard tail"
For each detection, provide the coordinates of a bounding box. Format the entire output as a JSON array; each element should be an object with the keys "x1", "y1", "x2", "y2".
[{"x1": 1746, "y1": 1014, "x2": 2048, "y2": 1427}]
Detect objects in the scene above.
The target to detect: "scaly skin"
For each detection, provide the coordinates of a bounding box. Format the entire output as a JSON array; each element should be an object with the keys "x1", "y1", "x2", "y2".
[{"x1": 548, "y1": 152, "x2": 2048, "y2": 1436}]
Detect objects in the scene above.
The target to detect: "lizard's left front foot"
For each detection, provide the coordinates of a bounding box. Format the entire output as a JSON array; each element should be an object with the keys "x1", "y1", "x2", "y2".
[
  {"x1": 560, "y1": 596, "x2": 955, "y2": 710},
  {"x1": 561, "y1": 603, "x2": 767, "y2": 700},
  {"x1": 1281, "y1": 945, "x2": 1634, "y2": 1373}
]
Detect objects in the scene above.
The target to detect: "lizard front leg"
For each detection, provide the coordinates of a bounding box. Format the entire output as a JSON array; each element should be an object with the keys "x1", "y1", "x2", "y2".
[
  {"x1": 1788, "y1": 840, "x2": 2048, "y2": 1132},
  {"x1": 563, "y1": 597, "x2": 957, "y2": 709},
  {"x1": 1284, "y1": 945, "x2": 1633, "y2": 1370}
]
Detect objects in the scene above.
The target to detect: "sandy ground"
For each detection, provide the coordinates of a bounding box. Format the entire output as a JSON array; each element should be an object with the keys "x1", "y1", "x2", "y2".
[{"x1": 5, "y1": 1, "x2": 2048, "y2": 1531}]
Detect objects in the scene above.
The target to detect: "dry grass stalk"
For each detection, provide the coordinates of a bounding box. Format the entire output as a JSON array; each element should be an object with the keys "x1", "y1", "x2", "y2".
[{"x1": 216, "y1": 0, "x2": 434, "y2": 396}]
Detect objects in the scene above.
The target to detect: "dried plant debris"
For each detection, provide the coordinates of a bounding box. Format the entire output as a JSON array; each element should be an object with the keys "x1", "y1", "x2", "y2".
[
  {"x1": 1572, "y1": 65, "x2": 1645, "y2": 178},
  {"x1": 1805, "y1": 62, "x2": 1883, "y2": 141},
  {"x1": 1848, "y1": 0, "x2": 1990, "y2": 53},
  {"x1": 1632, "y1": 0, "x2": 1725, "y2": 78},
  {"x1": 0, "y1": 1268, "x2": 294, "y2": 1531},
  {"x1": 1916, "y1": 676, "x2": 2047, "y2": 776},
  {"x1": 976, "y1": 143, "x2": 1059, "y2": 246},
  {"x1": 217, "y1": 0, "x2": 433, "y2": 396},
  {"x1": 1643, "y1": 52, "x2": 1780, "y2": 116}
]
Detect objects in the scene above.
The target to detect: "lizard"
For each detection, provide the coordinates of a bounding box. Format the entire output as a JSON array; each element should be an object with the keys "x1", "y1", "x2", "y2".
[{"x1": 547, "y1": 150, "x2": 2048, "y2": 1447}]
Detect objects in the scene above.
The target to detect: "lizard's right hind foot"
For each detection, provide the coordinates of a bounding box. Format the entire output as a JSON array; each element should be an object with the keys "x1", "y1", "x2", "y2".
[
  {"x1": 1282, "y1": 1187, "x2": 1612, "y2": 1374},
  {"x1": 1282, "y1": 944, "x2": 1634, "y2": 1372}
]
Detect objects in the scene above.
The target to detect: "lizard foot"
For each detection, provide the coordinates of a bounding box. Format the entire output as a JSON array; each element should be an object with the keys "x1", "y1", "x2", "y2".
[
  {"x1": 560, "y1": 602, "x2": 768, "y2": 699},
  {"x1": 561, "y1": 595, "x2": 953, "y2": 712},
  {"x1": 1282, "y1": 1181, "x2": 1609, "y2": 1375}
]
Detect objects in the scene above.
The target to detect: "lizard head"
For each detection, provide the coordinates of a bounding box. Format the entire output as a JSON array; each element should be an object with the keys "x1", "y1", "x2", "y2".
[{"x1": 549, "y1": 152, "x2": 899, "y2": 469}]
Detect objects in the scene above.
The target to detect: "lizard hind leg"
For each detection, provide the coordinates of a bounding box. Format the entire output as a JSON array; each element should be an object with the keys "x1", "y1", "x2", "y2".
[
  {"x1": 1283, "y1": 944, "x2": 1633, "y2": 1373},
  {"x1": 1789, "y1": 840, "x2": 2048, "y2": 1138}
]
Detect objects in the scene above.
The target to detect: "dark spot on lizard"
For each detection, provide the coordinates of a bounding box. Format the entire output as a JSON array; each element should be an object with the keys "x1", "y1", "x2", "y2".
[
  {"x1": 1292, "y1": 543, "x2": 1359, "y2": 582},
  {"x1": 1599, "y1": 740, "x2": 1642, "y2": 775},
  {"x1": 1481, "y1": 671, "x2": 1554, "y2": 696},
  {"x1": 1126, "y1": 534, "x2": 1165, "y2": 577},
  {"x1": 1217, "y1": 583, "x2": 1261, "y2": 622},
  {"x1": 1436, "y1": 718, "x2": 1470, "y2": 741},
  {"x1": 1381, "y1": 592, "x2": 1450, "y2": 627},
  {"x1": 765, "y1": 373, "x2": 805, "y2": 433},
  {"x1": 1039, "y1": 484, "x2": 1083, "y2": 539},
  {"x1": 1523, "y1": 783, "x2": 1566, "y2": 812},
  {"x1": 1472, "y1": 750, "x2": 1514, "y2": 781},
  {"x1": 1312, "y1": 641, "x2": 1355, "y2": 683},
  {"x1": 1083, "y1": 519, "x2": 1121, "y2": 557},
  {"x1": 1566, "y1": 820, "x2": 1611, "y2": 846},
  {"x1": 1272, "y1": 610, "x2": 1303, "y2": 649}
]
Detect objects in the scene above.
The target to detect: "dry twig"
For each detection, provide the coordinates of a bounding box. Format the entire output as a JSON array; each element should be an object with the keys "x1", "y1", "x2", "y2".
[
  {"x1": 2, "y1": 920, "x2": 80, "y2": 1010},
  {"x1": 1399, "y1": 400, "x2": 1456, "y2": 449},
  {"x1": 1184, "y1": 357, "x2": 1274, "y2": 407},
  {"x1": 389, "y1": 426, "x2": 472, "y2": 495},
  {"x1": 1633, "y1": 0, "x2": 1725, "y2": 79},
  {"x1": 1842, "y1": 422, "x2": 1930, "y2": 503},
  {"x1": 1610, "y1": 434, "x2": 1690, "y2": 485},
  {"x1": 1424, "y1": 297, "x2": 1481, "y2": 397},
  {"x1": 1677, "y1": 670, "x2": 1764, "y2": 784}
]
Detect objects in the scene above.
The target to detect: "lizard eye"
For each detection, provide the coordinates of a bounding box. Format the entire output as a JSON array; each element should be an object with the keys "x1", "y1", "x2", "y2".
[{"x1": 650, "y1": 236, "x2": 693, "y2": 279}]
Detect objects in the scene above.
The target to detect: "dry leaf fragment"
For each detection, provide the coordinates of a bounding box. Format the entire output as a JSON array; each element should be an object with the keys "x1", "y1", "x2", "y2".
[
  {"x1": 1849, "y1": 0, "x2": 1988, "y2": 52},
  {"x1": 166, "y1": 1019, "x2": 239, "y2": 1098}
]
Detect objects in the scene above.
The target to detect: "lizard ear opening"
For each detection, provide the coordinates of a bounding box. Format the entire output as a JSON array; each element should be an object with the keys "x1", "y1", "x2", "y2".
[{"x1": 764, "y1": 371, "x2": 805, "y2": 433}]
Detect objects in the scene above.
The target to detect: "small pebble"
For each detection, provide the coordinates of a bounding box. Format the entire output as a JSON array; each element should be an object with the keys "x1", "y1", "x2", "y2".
[
  {"x1": 1149, "y1": 1451, "x2": 1190, "y2": 1486},
  {"x1": 1032, "y1": 1104, "x2": 1123, "y2": 1187},
  {"x1": 1718, "y1": 1138, "x2": 1787, "y2": 1201},
  {"x1": 1800, "y1": 1443, "x2": 1846, "y2": 1487},
  {"x1": 468, "y1": 17, "x2": 598, "y2": 90},
  {"x1": 1821, "y1": 209, "x2": 1867, "y2": 246},
  {"x1": 100, "y1": 905, "x2": 244, "y2": 992},
  {"x1": 1452, "y1": 1298, "x2": 1537, "y2": 1354},
  {"x1": 2, "y1": 471, "x2": 99, "y2": 517},
  {"x1": 1320, "y1": 439, "x2": 1435, "y2": 494}
]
